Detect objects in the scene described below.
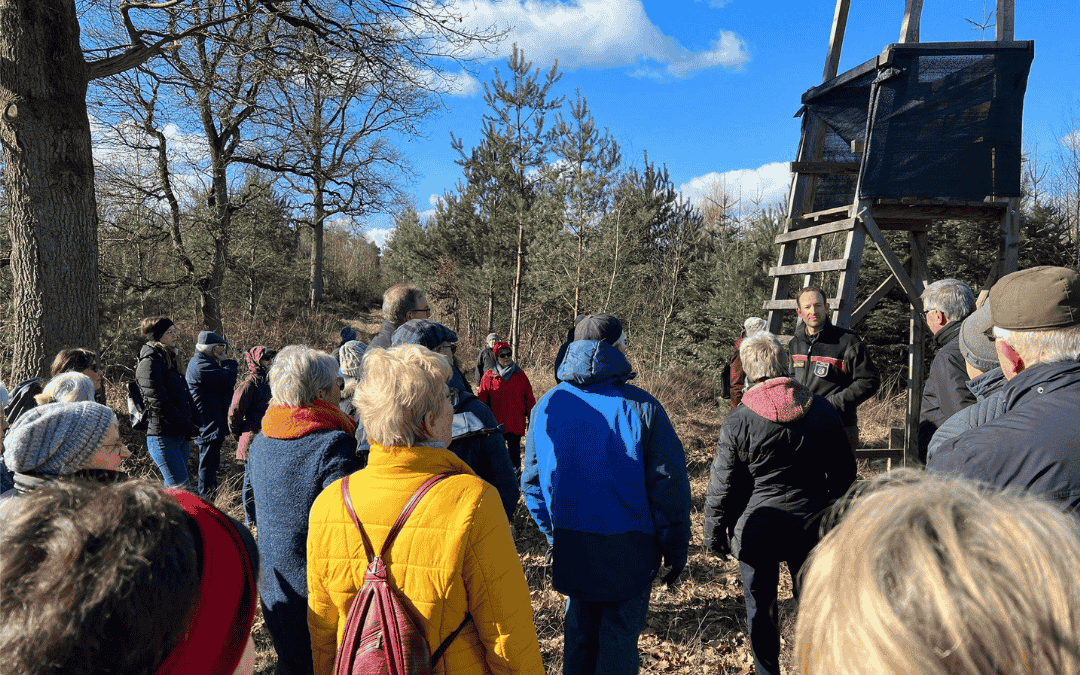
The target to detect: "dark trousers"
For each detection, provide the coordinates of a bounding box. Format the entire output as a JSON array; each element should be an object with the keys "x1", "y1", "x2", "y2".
[
  {"x1": 195, "y1": 435, "x2": 225, "y2": 496},
  {"x1": 505, "y1": 432, "x2": 522, "y2": 471},
  {"x1": 738, "y1": 551, "x2": 810, "y2": 675},
  {"x1": 563, "y1": 586, "x2": 651, "y2": 675}
]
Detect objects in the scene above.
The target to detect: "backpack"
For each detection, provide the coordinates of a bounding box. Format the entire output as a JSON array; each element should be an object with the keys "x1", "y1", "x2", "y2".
[
  {"x1": 335, "y1": 472, "x2": 470, "y2": 675},
  {"x1": 126, "y1": 380, "x2": 149, "y2": 431},
  {"x1": 5, "y1": 377, "x2": 44, "y2": 425}
]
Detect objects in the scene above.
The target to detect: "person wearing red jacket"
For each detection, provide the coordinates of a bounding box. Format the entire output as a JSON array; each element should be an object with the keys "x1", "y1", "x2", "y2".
[{"x1": 477, "y1": 342, "x2": 536, "y2": 471}]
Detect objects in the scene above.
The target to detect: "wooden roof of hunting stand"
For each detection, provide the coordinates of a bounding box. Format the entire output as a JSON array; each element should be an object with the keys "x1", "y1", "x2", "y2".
[{"x1": 765, "y1": 0, "x2": 1033, "y2": 465}]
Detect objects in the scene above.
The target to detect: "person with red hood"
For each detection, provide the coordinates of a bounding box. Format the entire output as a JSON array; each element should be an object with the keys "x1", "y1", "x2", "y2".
[
  {"x1": 229, "y1": 345, "x2": 277, "y2": 526},
  {"x1": 477, "y1": 341, "x2": 535, "y2": 472},
  {"x1": 703, "y1": 331, "x2": 856, "y2": 675},
  {"x1": 0, "y1": 479, "x2": 259, "y2": 675}
]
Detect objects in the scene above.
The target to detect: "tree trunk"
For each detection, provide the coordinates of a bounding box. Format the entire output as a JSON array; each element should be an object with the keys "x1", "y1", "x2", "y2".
[
  {"x1": 510, "y1": 218, "x2": 524, "y2": 355},
  {"x1": 486, "y1": 277, "x2": 494, "y2": 333},
  {"x1": 2, "y1": 0, "x2": 99, "y2": 381},
  {"x1": 310, "y1": 198, "x2": 325, "y2": 309}
]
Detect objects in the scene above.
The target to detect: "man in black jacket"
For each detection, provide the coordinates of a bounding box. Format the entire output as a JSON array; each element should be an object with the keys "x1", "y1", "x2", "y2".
[
  {"x1": 368, "y1": 283, "x2": 430, "y2": 349},
  {"x1": 928, "y1": 266, "x2": 1080, "y2": 514},
  {"x1": 917, "y1": 278, "x2": 977, "y2": 461},
  {"x1": 788, "y1": 286, "x2": 880, "y2": 451}
]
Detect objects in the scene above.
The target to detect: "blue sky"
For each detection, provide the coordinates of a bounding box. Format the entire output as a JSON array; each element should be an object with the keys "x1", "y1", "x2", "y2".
[{"x1": 361, "y1": 0, "x2": 1079, "y2": 249}]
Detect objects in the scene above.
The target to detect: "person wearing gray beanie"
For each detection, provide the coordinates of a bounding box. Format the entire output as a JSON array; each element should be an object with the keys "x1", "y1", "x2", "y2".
[
  {"x1": 0, "y1": 402, "x2": 130, "y2": 512},
  {"x1": 337, "y1": 340, "x2": 368, "y2": 423}
]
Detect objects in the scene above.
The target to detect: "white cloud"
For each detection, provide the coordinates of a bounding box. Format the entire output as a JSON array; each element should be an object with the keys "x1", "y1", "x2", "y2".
[
  {"x1": 429, "y1": 193, "x2": 443, "y2": 207},
  {"x1": 456, "y1": 0, "x2": 749, "y2": 77},
  {"x1": 678, "y1": 161, "x2": 791, "y2": 213},
  {"x1": 366, "y1": 227, "x2": 393, "y2": 250},
  {"x1": 442, "y1": 69, "x2": 483, "y2": 97}
]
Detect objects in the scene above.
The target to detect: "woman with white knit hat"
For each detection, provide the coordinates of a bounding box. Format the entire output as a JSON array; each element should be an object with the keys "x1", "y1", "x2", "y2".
[{"x1": 0, "y1": 401, "x2": 130, "y2": 515}]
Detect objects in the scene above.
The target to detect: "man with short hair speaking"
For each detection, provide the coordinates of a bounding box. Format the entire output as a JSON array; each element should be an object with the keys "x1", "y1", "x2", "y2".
[
  {"x1": 928, "y1": 266, "x2": 1080, "y2": 513},
  {"x1": 788, "y1": 286, "x2": 881, "y2": 452}
]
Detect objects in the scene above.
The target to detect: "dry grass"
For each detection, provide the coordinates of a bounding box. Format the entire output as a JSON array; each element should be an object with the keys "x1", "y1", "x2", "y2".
[{"x1": 108, "y1": 323, "x2": 902, "y2": 675}]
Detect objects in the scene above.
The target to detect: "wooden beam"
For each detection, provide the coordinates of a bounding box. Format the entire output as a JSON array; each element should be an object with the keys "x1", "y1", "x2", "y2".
[
  {"x1": 996, "y1": 0, "x2": 1014, "y2": 41},
  {"x1": 1001, "y1": 196, "x2": 1020, "y2": 274},
  {"x1": 905, "y1": 230, "x2": 930, "y2": 466},
  {"x1": 857, "y1": 202, "x2": 923, "y2": 309},
  {"x1": 870, "y1": 204, "x2": 1006, "y2": 220},
  {"x1": 856, "y1": 448, "x2": 904, "y2": 461},
  {"x1": 850, "y1": 264, "x2": 901, "y2": 326},
  {"x1": 801, "y1": 54, "x2": 881, "y2": 103},
  {"x1": 822, "y1": 0, "x2": 852, "y2": 82},
  {"x1": 833, "y1": 217, "x2": 866, "y2": 328},
  {"x1": 775, "y1": 218, "x2": 856, "y2": 244},
  {"x1": 790, "y1": 161, "x2": 860, "y2": 174},
  {"x1": 770, "y1": 258, "x2": 849, "y2": 277},
  {"x1": 899, "y1": 0, "x2": 924, "y2": 43},
  {"x1": 763, "y1": 298, "x2": 841, "y2": 311},
  {"x1": 800, "y1": 204, "x2": 854, "y2": 222}
]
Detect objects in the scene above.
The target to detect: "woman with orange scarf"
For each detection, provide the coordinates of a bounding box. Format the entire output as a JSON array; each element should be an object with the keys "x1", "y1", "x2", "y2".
[{"x1": 247, "y1": 345, "x2": 363, "y2": 675}]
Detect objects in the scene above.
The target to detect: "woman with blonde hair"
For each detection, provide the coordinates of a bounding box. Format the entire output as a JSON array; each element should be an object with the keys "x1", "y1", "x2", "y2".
[
  {"x1": 247, "y1": 345, "x2": 362, "y2": 675},
  {"x1": 307, "y1": 344, "x2": 544, "y2": 675},
  {"x1": 795, "y1": 470, "x2": 1080, "y2": 675}
]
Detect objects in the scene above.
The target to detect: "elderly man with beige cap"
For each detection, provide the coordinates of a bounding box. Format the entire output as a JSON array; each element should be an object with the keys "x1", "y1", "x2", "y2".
[{"x1": 927, "y1": 266, "x2": 1080, "y2": 513}]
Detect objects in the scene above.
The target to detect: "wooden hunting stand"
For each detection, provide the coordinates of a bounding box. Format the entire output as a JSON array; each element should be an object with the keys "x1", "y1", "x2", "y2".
[{"x1": 765, "y1": 0, "x2": 1033, "y2": 464}]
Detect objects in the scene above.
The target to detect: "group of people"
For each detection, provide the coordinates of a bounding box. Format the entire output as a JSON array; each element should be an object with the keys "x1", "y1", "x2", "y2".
[
  {"x1": 710, "y1": 265, "x2": 1080, "y2": 675},
  {"x1": 2, "y1": 268, "x2": 1079, "y2": 675}
]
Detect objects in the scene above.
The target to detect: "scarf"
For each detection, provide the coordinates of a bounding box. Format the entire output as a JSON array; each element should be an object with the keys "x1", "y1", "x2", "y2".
[
  {"x1": 497, "y1": 361, "x2": 520, "y2": 382},
  {"x1": 156, "y1": 490, "x2": 257, "y2": 675},
  {"x1": 261, "y1": 398, "x2": 357, "y2": 439}
]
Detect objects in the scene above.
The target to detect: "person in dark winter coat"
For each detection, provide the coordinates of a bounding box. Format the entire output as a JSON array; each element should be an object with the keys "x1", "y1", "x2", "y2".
[
  {"x1": 474, "y1": 332, "x2": 499, "y2": 385},
  {"x1": 524, "y1": 314, "x2": 691, "y2": 675},
  {"x1": 704, "y1": 332, "x2": 855, "y2": 675},
  {"x1": 187, "y1": 331, "x2": 239, "y2": 496},
  {"x1": 369, "y1": 283, "x2": 429, "y2": 349},
  {"x1": 728, "y1": 317, "x2": 766, "y2": 410},
  {"x1": 247, "y1": 346, "x2": 362, "y2": 675},
  {"x1": 136, "y1": 317, "x2": 201, "y2": 488},
  {"x1": 391, "y1": 320, "x2": 519, "y2": 520},
  {"x1": 926, "y1": 304, "x2": 1007, "y2": 462},
  {"x1": 928, "y1": 266, "x2": 1080, "y2": 514},
  {"x1": 788, "y1": 286, "x2": 880, "y2": 451},
  {"x1": 229, "y1": 346, "x2": 276, "y2": 526},
  {"x1": 552, "y1": 314, "x2": 588, "y2": 384},
  {"x1": 917, "y1": 279, "x2": 977, "y2": 461},
  {"x1": 477, "y1": 341, "x2": 535, "y2": 471}
]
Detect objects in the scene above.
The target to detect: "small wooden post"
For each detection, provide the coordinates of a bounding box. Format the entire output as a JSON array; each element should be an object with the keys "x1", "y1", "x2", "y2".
[
  {"x1": 899, "y1": 0, "x2": 924, "y2": 43},
  {"x1": 996, "y1": 0, "x2": 1015, "y2": 41},
  {"x1": 906, "y1": 230, "x2": 930, "y2": 466},
  {"x1": 823, "y1": 0, "x2": 852, "y2": 81}
]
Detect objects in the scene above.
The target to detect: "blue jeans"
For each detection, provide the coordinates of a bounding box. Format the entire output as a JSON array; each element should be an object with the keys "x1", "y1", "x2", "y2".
[
  {"x1": 195, "y1": 436, "x2": 225, "y2": 496},
  {"x1": 147, "y1": 435, "x2": 191, "y2": 488},
  {"x1": 563, "y1": 586, "x2": 651, "y2": 675}
]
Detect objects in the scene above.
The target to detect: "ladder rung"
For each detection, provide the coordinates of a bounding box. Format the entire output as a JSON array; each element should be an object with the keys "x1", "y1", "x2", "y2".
[
  {"x1": 763, "y1": 298, "x2": 841, "y2": 311},
  {"x1": 797, "y1": 205, "x2": 853, "y2": 223},
  {"x1": 769, "y1": 258, "x2": 849, "y2": 277},
  {"x1": 775, "y1": 218, "x2": 857, "y2": 244},
  {"x1": 790, "y1": 161, "x2": 860, "y2": 174}
]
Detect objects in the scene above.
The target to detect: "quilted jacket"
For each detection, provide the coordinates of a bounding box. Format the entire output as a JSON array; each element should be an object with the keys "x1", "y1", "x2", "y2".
[
  {"x1": 307, "y1": 442, "x2": 544, "y2": 675},
  {"x1": 136, "y1": 342, "x2": 201, "y2": 438},
  {"x1": 788, "y1": 321, "x2": 880, "y2": 428},
  {"x1": 477, "y1": 367, "x2": 536, "y2": 437}
]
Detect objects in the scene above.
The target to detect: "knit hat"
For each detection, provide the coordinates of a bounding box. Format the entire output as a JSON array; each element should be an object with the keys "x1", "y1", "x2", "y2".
[
  {"x1": 391, "y1": 319, "x2": 458, "y2": 351},
  {"x1": 989, "y1": 266, "x2": 1080, "y2": 331},
  {"x1": 3, "y1": 401, "x2": 117, "y2": 475},
  {"x1": 197, "y1": 331, "x2": 227, "y2": 346},
  {"x1": 338, "y1": 340, "x2": 368, "y2": 379},
  {"x1": 340, "y1": 326, "x2": 358, "y2": 342},
  {"x1": 574, "y1": 313, "x2": 624, "y2": 345},
  {"x1": 145, "y1": 318, "x2": 175, "y2": 341},
  {"x1": 493, "y1": 341, "x2": 512, "y2": 357},
  {"x1": 743, "y1": 317, "x2": 766, "y2": 336},
  {"x1": 486, "y1": 333, "x2": 499, "y2": 347},
  {"x1": 959, "y1": 303, "x2": 998, "y2": 372}
]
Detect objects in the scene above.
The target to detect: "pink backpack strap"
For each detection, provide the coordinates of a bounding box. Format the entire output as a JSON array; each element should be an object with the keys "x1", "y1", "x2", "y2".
[{"x1": 341, "y1": 473, "x2": 458, "y2": 563}]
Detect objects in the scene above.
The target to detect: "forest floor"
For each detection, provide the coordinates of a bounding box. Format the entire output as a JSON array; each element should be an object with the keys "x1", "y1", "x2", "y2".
[{"x1": 114, "y1": 311, "x2": 904, "y2": 675}]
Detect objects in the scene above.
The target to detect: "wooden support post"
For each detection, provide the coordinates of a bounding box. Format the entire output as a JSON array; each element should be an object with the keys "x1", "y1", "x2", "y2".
[
  {"x1": 996, "y1": 0, "x2": 1015, "y2": 41},
  {"x1": 823, "y1": 0, "x2": 852, "y2": 82},
  {"x1": 899, "y1": 0, "x2": 924, "y2": 44},
  {"x1": 1001, "y1": 196, "x2": 1020, "y2": 274},
  {"x1": 833, "y1": 227, "x2": 866, "y2": 329},
  {"x1": 906, "y1": 230, "x2": 929, "y2": 466},
  {"x1": 857, "y1": 201, "x2": 924, "y2": 308}
]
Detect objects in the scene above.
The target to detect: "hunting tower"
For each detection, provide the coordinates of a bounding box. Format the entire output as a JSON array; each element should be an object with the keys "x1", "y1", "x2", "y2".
[{"x1": 765, "y1": 0, "x2": 1033, "y2": 463}]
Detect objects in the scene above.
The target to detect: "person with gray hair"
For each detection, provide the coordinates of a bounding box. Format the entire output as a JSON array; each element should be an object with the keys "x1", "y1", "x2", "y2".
[
  {"x1": 474, "y1": 331, "x2": 500, "y2": 385},
  {"x1": 727, "y1": 317, "x2": 768, "y2": 410},
  {"x1": 918, "y1": 279, "x2": 978, "y2": 461},
  {"x1": 928, "y1": 266, "x2": 1080, "y2": 513},
  {"x1": 369, "y1": 283, "x2": 430, "y2": 349},
  {"x1": 704, "y1": 331, "x2": 854, "y2": 675},
  {"x1": 33, "y1": 372, "x2": 96, "y2": 406},
  {"x1": 246, "y1": 345, "x2": 363, "y2": 675}
]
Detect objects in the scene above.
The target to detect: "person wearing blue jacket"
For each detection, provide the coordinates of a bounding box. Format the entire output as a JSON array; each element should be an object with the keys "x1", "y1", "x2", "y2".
[
  {"x1": 186, "y1": 331, "x2": 238, "y2": 496},
  {"x1": 523, "y1": 314, "x2": 691, "y2": 675}
]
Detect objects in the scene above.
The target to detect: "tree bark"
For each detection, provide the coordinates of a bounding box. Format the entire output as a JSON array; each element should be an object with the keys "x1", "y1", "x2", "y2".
[{"x1": 1, "y1": 0, "x2": 99, "y2": 381}]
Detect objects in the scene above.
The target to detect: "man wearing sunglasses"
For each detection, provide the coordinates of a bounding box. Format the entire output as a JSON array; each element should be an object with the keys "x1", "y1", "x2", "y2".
[{"x1": 369, "y1": 283, "x2": 431, "y2": 349}]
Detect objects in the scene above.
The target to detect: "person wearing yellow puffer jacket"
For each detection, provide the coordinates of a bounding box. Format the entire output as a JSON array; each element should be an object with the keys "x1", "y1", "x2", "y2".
[{"x1": 307, "y1": 344, "x2": 544, "y2": 675}]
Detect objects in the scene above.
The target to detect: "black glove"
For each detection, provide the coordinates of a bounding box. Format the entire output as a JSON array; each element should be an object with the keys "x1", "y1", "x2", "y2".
[
  {"x1": 661, "y1": 550, "x2": 687, "y2": 586},
  {"x1": 660, "y1": 564, "x2": 685, "y2": 586},
  {"x1": 710, "y1": 537, "x2": 732, "y2": 559}
]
